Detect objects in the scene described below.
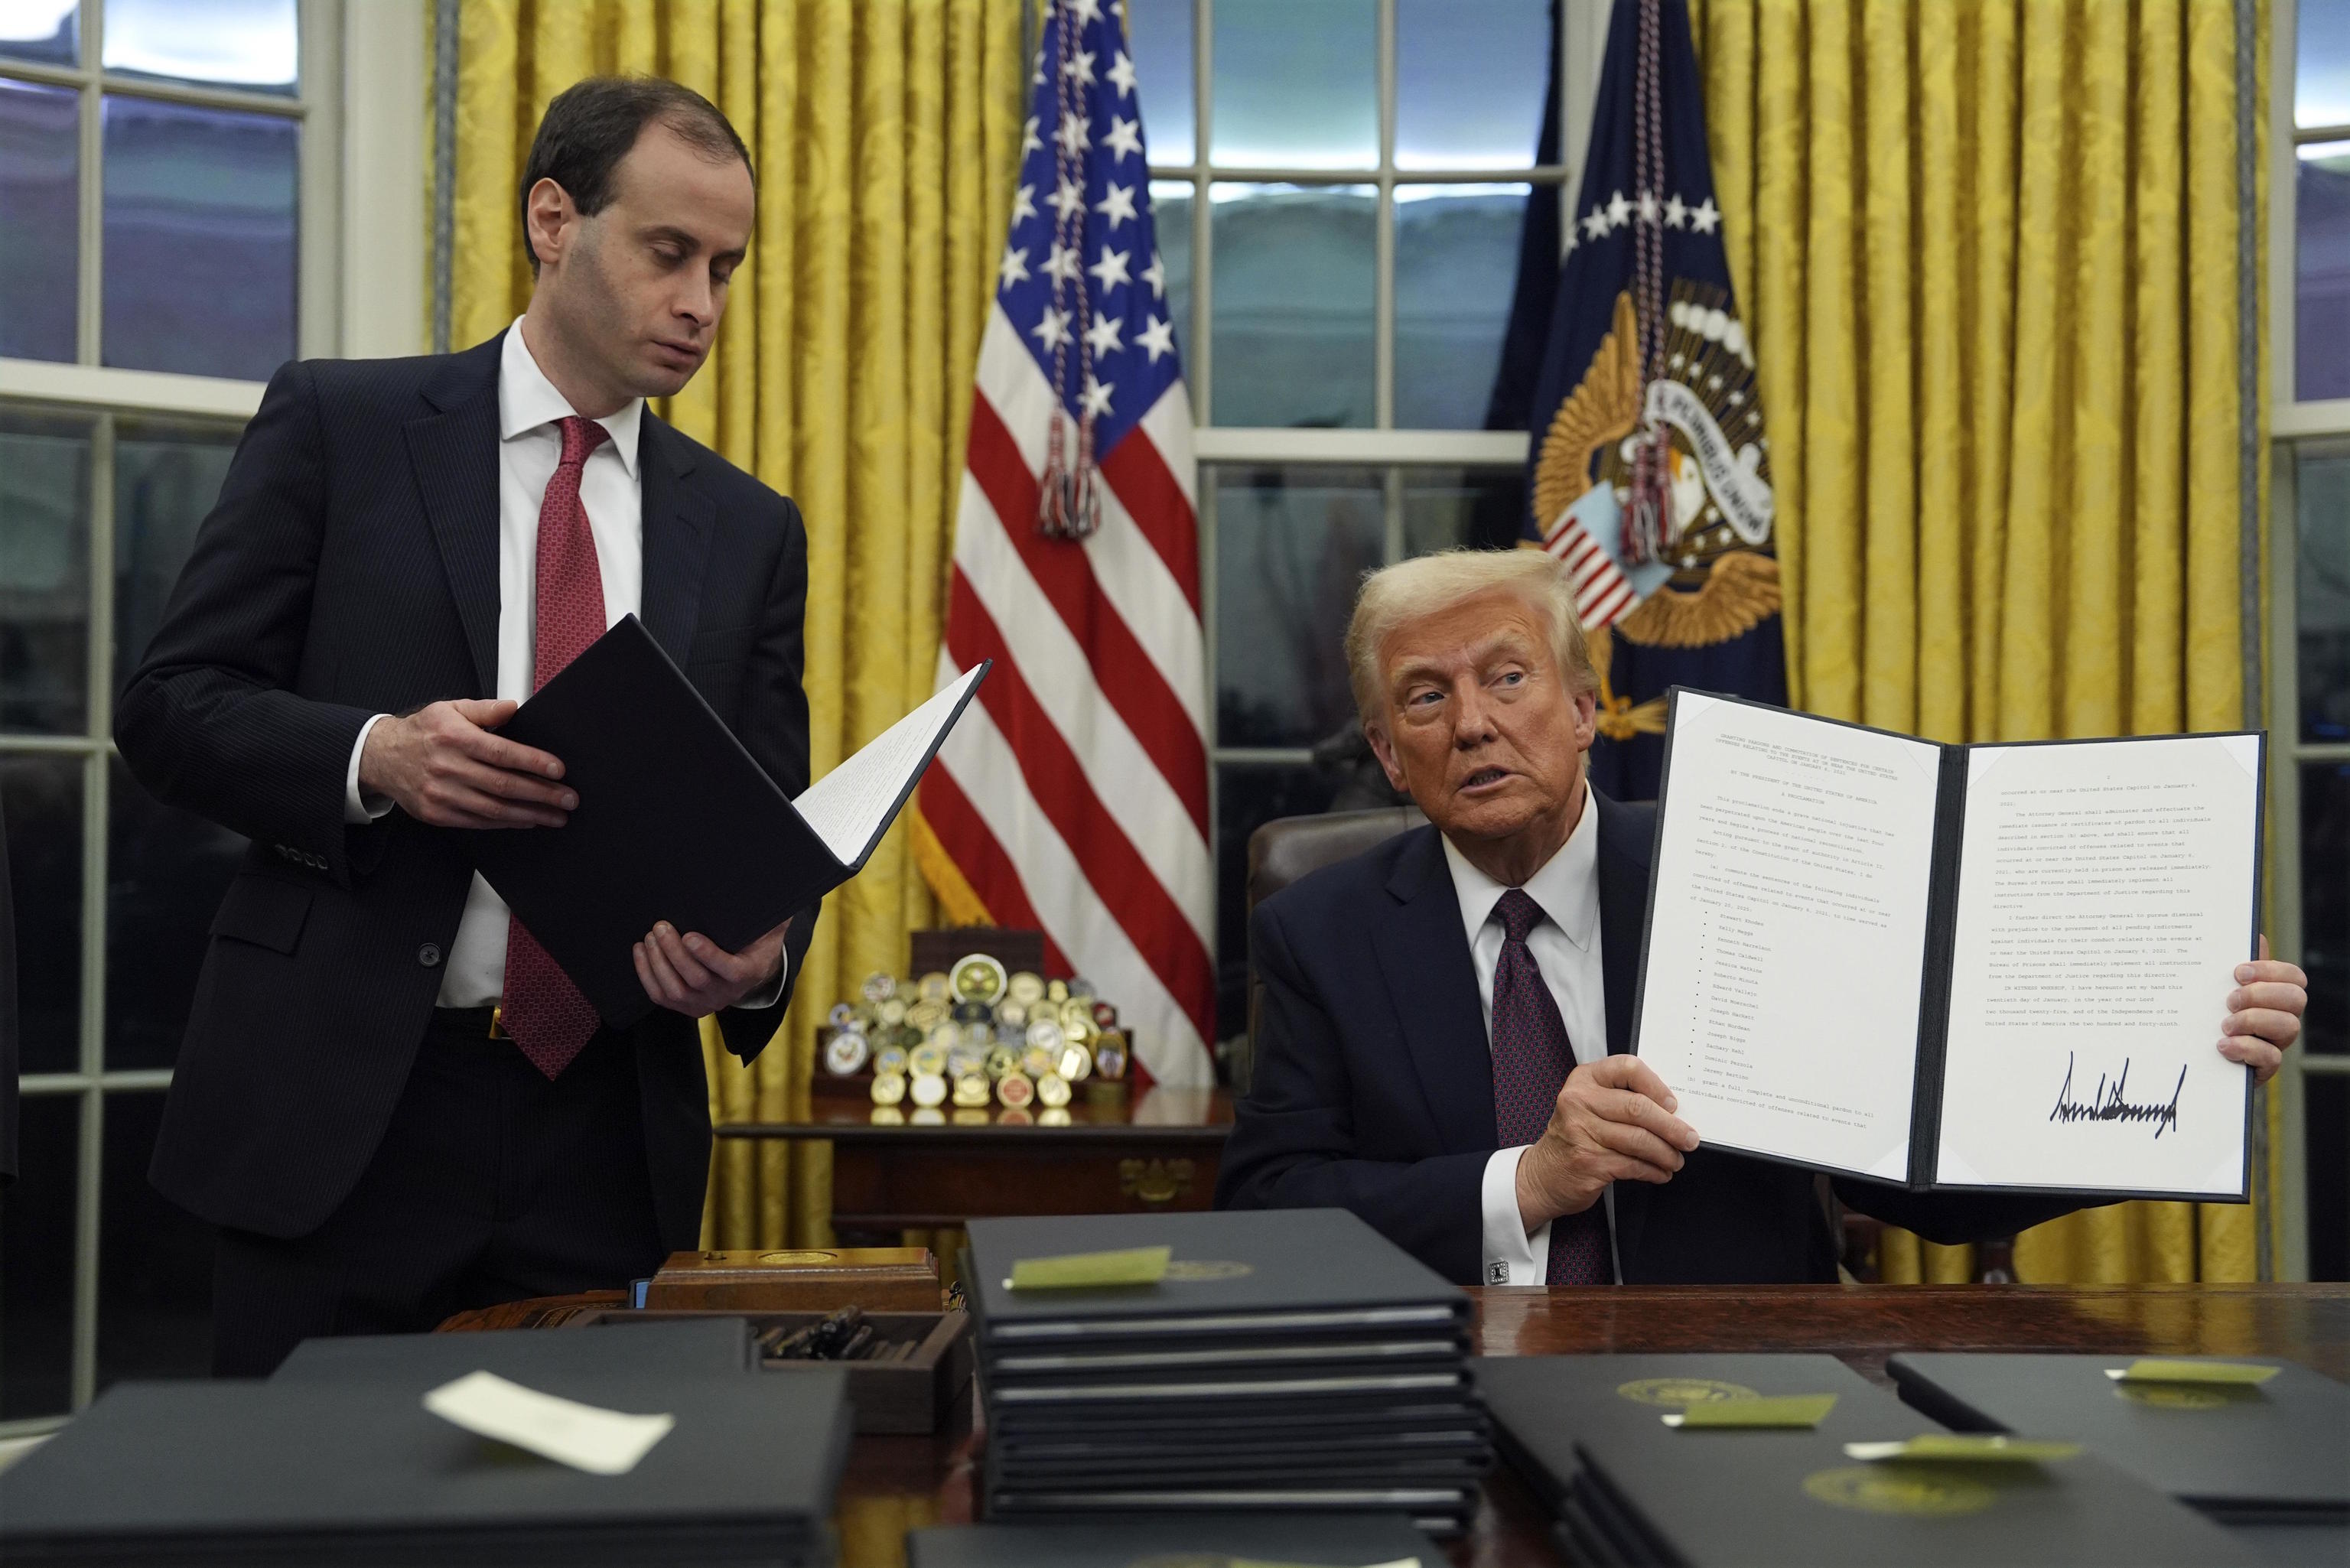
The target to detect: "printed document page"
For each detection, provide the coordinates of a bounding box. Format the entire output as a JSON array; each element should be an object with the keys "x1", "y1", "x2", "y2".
[
  {"x1": 1636, "y1": 694, "x2": 1943, "y2": 1181},
  {"x1": 1935, "y1": 735, "x2": 2258, "y2": 1196},
  {"x1": 793, "y1": 663, "x2": 986, "y2": 868}
]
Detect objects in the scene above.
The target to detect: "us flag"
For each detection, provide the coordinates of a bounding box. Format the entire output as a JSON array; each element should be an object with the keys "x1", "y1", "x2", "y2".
[{"x1": 916, "y1": 0, "x2": 1213, "y2": 1088}]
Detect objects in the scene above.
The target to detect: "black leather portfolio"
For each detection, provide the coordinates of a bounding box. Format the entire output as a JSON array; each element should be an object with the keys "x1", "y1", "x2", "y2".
[
  {"x1": 907, "y1": 1513, "x2": 1444, "y2": 1566},
  {"x1": 1889, "y1": 1352, "x2": 2350, "y2": 1515},
  {"x1": 0, "y1": 1371, "x2": 851, "y2": 1566},
  {"x1": 472, "y1": 615, "x2": 986, "y2": 1027},
  {"x1": 271, "y1": 1317, "x2": 756, "y2": 1383}
]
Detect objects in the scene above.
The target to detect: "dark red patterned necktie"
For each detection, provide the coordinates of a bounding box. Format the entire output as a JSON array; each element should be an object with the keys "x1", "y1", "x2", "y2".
[
  {"x1": 501, "y1": 415, "x2": 610, "y2": 1080},
  {"x1": 1489, "y1": 888, "x2": 1611, "y2": 1284}
]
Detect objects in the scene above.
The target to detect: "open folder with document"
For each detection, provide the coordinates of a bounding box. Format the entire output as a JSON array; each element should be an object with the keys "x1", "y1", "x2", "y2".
[
  {"x1": 1630, "y1": 689, "x2": 2263, "y2": 1202},
  {"x1": 473, "y1": 615, "x2": 988, "y2": 1029}
]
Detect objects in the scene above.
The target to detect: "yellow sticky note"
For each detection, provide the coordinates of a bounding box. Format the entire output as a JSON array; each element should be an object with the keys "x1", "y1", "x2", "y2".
[
  {"x1": 1662, "y1": 1394, "x2": 1838, "y2": 1429},
  {"x1": 2107, "y1": 1358, "x2": 2280, "y2": 1387},
  {"x1": 1844, "y1": 1436, "x2": 2083, "y2": 1464},
  {"x1": 1006, "y1": 1245, "x2": 1171, "y2": 1290}
]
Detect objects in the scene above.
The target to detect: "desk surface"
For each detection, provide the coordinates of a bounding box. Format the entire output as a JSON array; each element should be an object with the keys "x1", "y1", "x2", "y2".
[{"x1": 835, "y1": 1282, "x2": 2350, "y2": 1568}]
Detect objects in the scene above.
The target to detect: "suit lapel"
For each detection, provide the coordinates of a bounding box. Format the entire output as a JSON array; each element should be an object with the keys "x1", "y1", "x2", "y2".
[
  {"x1": 405, "y1": 335, "x2": 506, "y2": 697},
  {"x1": 1372, "y1": 828, "x2": 1496, "y2": 1152},
  {"x1": 1591, "y1": 787, "x2": 1656, "y2": 1275},
  {"x1": 635, "y1": 416, "x2": 714, "y2": 667}
]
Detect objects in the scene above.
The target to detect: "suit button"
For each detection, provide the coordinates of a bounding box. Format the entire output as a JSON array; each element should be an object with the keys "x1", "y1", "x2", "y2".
[{"x1": 418, "y1": 943, "x2": 443, "y2": 968}]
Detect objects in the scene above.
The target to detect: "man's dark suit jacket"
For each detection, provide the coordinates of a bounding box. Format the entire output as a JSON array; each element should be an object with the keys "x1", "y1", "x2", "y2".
[
  {"x1": 116, "y1": 330, "x2": 818, "y2": 1250},
  {"x1": 1215, "y1": 789, "x2": 2080, "y2": 1285}
]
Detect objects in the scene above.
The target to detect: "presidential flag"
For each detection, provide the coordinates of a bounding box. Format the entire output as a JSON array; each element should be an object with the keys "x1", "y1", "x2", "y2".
[
  {"x1": 915, "y1": 0, "x2": 1213, "y2": 1089},
  {"x1": 1524, "y1": 0, "x2": 1783, "y2": 801}
]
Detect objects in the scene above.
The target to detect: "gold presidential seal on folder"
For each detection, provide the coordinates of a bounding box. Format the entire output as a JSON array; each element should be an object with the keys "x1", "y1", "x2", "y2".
[{"x1": 1615, "y1": 1376, "x2": 1759, "y2": 1407}]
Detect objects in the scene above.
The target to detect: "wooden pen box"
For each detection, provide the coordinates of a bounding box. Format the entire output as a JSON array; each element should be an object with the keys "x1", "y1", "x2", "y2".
[
  {"x1": 644, "y1": 1247, "x2": 941, "y2": 1311},
  {"x1": 561, "y1": 1308, "x2": 974, "y2": 1434}
]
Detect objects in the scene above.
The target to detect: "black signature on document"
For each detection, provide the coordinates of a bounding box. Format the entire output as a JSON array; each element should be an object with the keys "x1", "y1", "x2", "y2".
[{"x1": 2048, "y1": 1054, "x2": 2185, "y2": 1140}]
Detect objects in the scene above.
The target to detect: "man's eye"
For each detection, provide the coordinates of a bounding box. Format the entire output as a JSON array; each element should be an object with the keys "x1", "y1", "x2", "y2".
[{"x1": 1496, "y1": 670, "x2": 1525, "y2": 687}]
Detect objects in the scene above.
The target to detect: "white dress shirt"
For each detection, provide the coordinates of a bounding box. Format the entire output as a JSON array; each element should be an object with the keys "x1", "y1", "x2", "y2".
[
  {"x1": 1445, "y1": 779, "x2": 1617, "y2": 1285},
  {"x1": 344, "y1": 317, "x2": 782, "y2": 1011}
]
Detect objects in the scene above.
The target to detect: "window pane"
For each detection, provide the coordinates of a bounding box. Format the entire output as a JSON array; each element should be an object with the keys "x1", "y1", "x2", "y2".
[
  {"x1": 102, "y1": 0, "x2": 298, "y2": 95},
  {"x1": 2, "y1": 753, "x2": 83, "y2": 1075},
  {"x1": 108, "y1": 756, "x2": 245, "y2": 1069},
  {"x1": 0, "y1": 412, "x2": 93, "y2": 737},
  {"x1": 0, "y1": 79, "x2": 80, "y2": 364},
  {"x1": 1148, "y1": 179, "x2": 1194, "y2": 395},
  {"x1": 1129, "y1": 0, "x2": 1195, "y2": 167},
  {"x1": 2299, "y1": 143, "x2": 2350, "y2": 403},
  {"x1": 116, "y1": 420, "x2": 241, "y2": 683},
  {"x1": 0, "y1": 0, "x2": 76, "y2": 67},
  {"x1": 2302, "y1": 0, "x2": 2350, "y2": 130},
  {"x1": 1214, "y1": 464, "x2": 1382, "y2": 747},
  {"x1": 1403, "y1": 467, "x2": 1526, "y2": 557},
  {"x1": 1395, "y1": 0, "x2": 1549, "y2": 169},
  {"x1": 2300, "y1": 449, "x2": 2350, "y2": 743},
  {"x1": 99, "y1": 1092, "x2": 213, "y2": 1391},
  {"x1": 102, "y1": 95, "x2": 298, "y2": 382},
  {"x1": 1395, "y1": 185, "x2": 1529, "y2": 429},
  {"x1": 1215, "y1": 763, "x2": 1341, "y2": 1039},
  {"x1": 2303, "y1": 762, "x2": 2350, "y2": 1057},
  {"x1": 1209, "y1": 183, "x2": 1374, "y2": 428},
  {"x1": 1210, "y1": 0, "x2": 1375, "y2": 170},
  {"x1": 1, "y1": 1093, "x2": 77, "y2": 1418}
]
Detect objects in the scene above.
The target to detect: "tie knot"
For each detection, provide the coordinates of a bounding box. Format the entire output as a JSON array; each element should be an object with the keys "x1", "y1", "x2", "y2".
[
  {"x1": 1494, "y1": 887, "x2": 1547, "y2": 945},
  {"x1": 557, "y1": 415, "x2": 610, "y2": 468}
]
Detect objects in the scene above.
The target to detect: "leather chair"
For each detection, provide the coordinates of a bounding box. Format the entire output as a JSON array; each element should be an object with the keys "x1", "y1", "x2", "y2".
[{"x1": 1233, "y1": 805, "x2": 1426, "y2": 1094}]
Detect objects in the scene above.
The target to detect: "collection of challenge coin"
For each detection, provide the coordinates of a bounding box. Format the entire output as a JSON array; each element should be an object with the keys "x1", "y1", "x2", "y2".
[{"x1": 820, "y1": 952, "x2": 1131, "y2": 1115}]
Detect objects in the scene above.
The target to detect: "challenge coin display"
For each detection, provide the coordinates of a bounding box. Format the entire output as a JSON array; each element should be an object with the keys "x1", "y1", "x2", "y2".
[
  {"x1": 1056, "y1": 1042, "x2": 1092, "y2": 1082},
  {"x1": 873, "y1": 1043, "x2": 909, "y2": 1077},
  {"x1": 997, "y1": 1071, "x2": 1036, "y2": 1108},
  {"x1": 1036, "y1": 1072, "x2": 1072, "y2": 1108},
  {"x1": 910, "y1": 1072, "x2": 949, "y2": 1108},
  {"x1": 859, "y1": 971, "x2": 897, "y2": 1005},
  {"x1": 822, "y1": 1029, "x2": 871, "y2": 1075},
  {"x1": 951, "y1": 952, "x2": 1008, "y2": 1006},
  {"x1": 908, "y1": 1042, "x2": 949, "y2": 1078},
  {"x1": 952, "y1": 1072, "x2": 993, "y2": 1108},
  {"x1": 870, "y1": 1072, "x2": 907, "y2": 1107}
]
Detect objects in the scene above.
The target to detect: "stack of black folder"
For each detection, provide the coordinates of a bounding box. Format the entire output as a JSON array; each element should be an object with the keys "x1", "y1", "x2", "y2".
[
  {"x1": 963, "y1": 1209, "x2": 1490, "y2": 1534},
  {"x1": 0, "y1": 1322, "x2": 851, "y2": 1566},
  {"x1": 1476, "y1": 1353, "x2": 2261, "y2": 1566},
  {"x1": 1892, "y1": 1352, "x2": 2350, "y2": 1563}
]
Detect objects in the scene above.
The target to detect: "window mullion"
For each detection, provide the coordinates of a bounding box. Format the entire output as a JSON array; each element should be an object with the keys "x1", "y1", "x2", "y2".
[
  {"x1": 1192, "y1": 0, "x2": 1212, "y2": 428},
  {"x1": 1374, "y1": 0, "x2": 1395, "y2": 433},
  {"x1": 73, "y1": 0, "x2": 102, "y2": 367}
]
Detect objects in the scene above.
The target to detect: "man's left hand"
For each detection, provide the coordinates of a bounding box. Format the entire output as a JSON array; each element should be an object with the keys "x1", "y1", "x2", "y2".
[
  {"x1": 2221, "y1": 935, "x2": 2306, "y2": 1085},
  {"x1": 635, "y1": 916, "x2": 793, "y2": 1016}
]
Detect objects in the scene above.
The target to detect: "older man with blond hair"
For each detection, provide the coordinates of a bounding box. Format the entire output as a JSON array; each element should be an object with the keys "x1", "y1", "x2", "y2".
[{"x1": 1215, "y1": 550, "x2": 2307, "y2": 1285}]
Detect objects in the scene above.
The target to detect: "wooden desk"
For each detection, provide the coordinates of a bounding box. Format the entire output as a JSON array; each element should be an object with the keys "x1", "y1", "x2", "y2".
[
  {"x1": 830, "y1": 1282, "x2": 2350, "y2": 1568},
  {"x1": 714, "y1": 1087, "x2": 1232, "y2": 1231}
]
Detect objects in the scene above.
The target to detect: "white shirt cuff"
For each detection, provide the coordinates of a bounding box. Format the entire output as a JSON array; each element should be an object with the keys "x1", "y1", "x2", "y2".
[
  {"x1": 343, "y1": 714, "x2": 396, "y2": 825},
  {"x1": 1480, "y1": 1145, "x2": 1551, "y2": 1286},
  {"x1": 730, "y1": 947, "x2": 791, "y2": 1010}
]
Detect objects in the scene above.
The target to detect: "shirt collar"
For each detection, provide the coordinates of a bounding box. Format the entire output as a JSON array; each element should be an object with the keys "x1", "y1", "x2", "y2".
[
  {"x1": 1440, "y1": 776, "x2": 1601, "y2": 954},
  {"x1": 498, "y1": 316, "x2": 643, "y2": 478}
]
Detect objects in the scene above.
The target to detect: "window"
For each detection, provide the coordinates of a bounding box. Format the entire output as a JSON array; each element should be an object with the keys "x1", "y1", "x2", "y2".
[
  {"x1": 2277, "y1": 0, "x2": 2350, "y2": 1281},
  {"x1": 1134, "y1": 0, "x2": 1584, "y2": 1040},
  {"x1": 0, "y1": 0, "x2": 353, "y2": 1428}
]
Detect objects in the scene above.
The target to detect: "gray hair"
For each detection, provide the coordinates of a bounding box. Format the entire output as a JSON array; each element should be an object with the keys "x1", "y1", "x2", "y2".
[{"x1": 1345, "y1": 548, "x2": 1599, "y2": 725}]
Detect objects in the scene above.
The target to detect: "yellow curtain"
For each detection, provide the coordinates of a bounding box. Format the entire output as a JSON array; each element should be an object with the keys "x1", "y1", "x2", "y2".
[
  {"x1": 1688, "y1": 0, "x2": 2272, "y2": 1283},
  {"x1": 443, "y1": 0, "x2": 1028, "y2": 1254}
]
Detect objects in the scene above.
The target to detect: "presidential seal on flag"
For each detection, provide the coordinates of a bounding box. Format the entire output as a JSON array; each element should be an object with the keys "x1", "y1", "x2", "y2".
[{"x1": 1522, "y1": 0, "x2": 1782, "y2": 801}]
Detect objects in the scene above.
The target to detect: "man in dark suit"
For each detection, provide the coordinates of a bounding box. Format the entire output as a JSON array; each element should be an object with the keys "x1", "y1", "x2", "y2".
[
  {"x1": 1216, "y1": 550, "x2": 2308, "y2": 1286},
  {"x1": 117, "y1": 78, "x2": 816, "y2": 1373}
]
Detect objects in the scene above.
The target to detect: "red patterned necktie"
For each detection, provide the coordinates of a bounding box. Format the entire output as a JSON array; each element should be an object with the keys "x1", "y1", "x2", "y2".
[
  {"x1": 1489, "y1": 887, "x2": 1611, "y2": 1284},
  {"x1": 501, "y1": 414, "x2": 611, "y2": 1080}
]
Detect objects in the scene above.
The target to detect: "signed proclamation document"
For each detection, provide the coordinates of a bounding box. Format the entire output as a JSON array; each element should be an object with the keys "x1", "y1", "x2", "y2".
[{"x1": 1631, "y1": 690, "x2": 2262, "y2": 1202}]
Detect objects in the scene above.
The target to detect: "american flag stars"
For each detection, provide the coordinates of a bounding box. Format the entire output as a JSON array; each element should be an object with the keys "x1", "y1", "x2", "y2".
[{"x1": 1564, "y1": 188, "x2": 1721, "y2": 256}]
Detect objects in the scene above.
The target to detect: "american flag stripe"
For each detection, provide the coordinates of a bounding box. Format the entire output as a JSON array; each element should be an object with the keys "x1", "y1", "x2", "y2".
[{"x1": 916, "y1": 763, "x2": 1071, "y2": 974}]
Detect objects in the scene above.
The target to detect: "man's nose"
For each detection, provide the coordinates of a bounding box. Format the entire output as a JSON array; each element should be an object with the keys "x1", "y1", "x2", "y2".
[
  {"x1": 1452, "y1": 681, "x2": 1497, "y2": 747},
  {"x1": 676, "y1": 275, "x2": 714, "y2": 327}
]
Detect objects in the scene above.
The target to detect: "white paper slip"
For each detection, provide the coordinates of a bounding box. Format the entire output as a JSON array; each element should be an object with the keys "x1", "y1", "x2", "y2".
[{"x1": 422, "y1": 1370, "x2": 675, "y2": 1476}]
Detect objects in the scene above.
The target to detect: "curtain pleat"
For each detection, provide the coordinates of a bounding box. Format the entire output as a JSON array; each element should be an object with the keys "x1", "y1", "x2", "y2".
[
  {"x1": 1688, "y1": 0, "x2": 2268, "y2": 1283},
  {"x1": 447, "y1": 0, "x2": 1027, "y2": 1251}
]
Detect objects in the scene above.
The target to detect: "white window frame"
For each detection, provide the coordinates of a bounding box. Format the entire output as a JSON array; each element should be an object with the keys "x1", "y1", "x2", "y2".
[{"x1": 0, "y1": 0, "x2": 425, "y2": 1430}]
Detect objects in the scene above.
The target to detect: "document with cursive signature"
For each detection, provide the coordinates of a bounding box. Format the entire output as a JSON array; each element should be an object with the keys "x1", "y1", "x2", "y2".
[{"x1": 1632, "y1": 691, "x2": 2260, "y2": 1201}]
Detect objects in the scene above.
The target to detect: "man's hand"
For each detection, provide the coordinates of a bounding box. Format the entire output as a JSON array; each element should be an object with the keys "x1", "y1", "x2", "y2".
[
  {"x1": 1515, "y1": 1055, "x2": 1700, "y2": 1234},
  {"x1": 635, "y1": 916, "x2": 793, "y2": 1017},
  {"x1": 2221, "y1": 935, "x2": 2307, "y2": 1085},
  {"x1": 359, "y1": 699, "x2": 574, "y2": 829}
]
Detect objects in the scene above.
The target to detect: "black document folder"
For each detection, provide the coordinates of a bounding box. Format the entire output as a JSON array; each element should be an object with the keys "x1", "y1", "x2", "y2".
[
  {"x1": 908, "y1": 1513, "x2": 1443, "y2": 1568},
  {"x1": 1889, "y1": 1352, "x2": 2350, "y2": 1517},
  {"x1": 0, "y1": 1371, "x2": 851, "y2": 1566},
  {"x1": 271, "y1": 1317, "x2": 755, "y2": 1383},
  {"x1": 1632, "y1": 688, "x2": 2265, "y2": 1202},
  {"x1": 472, "y1": 616, "x2": 986, "y2": 1027}
]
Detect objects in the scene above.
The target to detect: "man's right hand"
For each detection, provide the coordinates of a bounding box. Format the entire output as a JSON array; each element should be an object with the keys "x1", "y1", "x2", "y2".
[
  {"x1": 357, "y1": 698, "x2": 575, "y2": 829},
  {"x1": 1515, "y1": 1055, "x2": 1701, "y2": 1234}
]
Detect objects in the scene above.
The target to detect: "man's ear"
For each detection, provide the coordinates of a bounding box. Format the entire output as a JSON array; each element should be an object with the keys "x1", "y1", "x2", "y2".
[
  {"x1": 1364, "y1": 719, "x2": 1410, "y2": 793},
  {"x1": 525, "y1": 177, "x2": 574, "y2": 269},
  {"x1": 1570, "y1": 687, "x2": 1600, "y2": 754}
]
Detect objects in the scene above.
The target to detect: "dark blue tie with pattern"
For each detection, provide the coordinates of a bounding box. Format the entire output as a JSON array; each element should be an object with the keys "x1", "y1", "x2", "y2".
[{"x1": 1489, "y1": 888, "x2": 1610, "y2": 1285}]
